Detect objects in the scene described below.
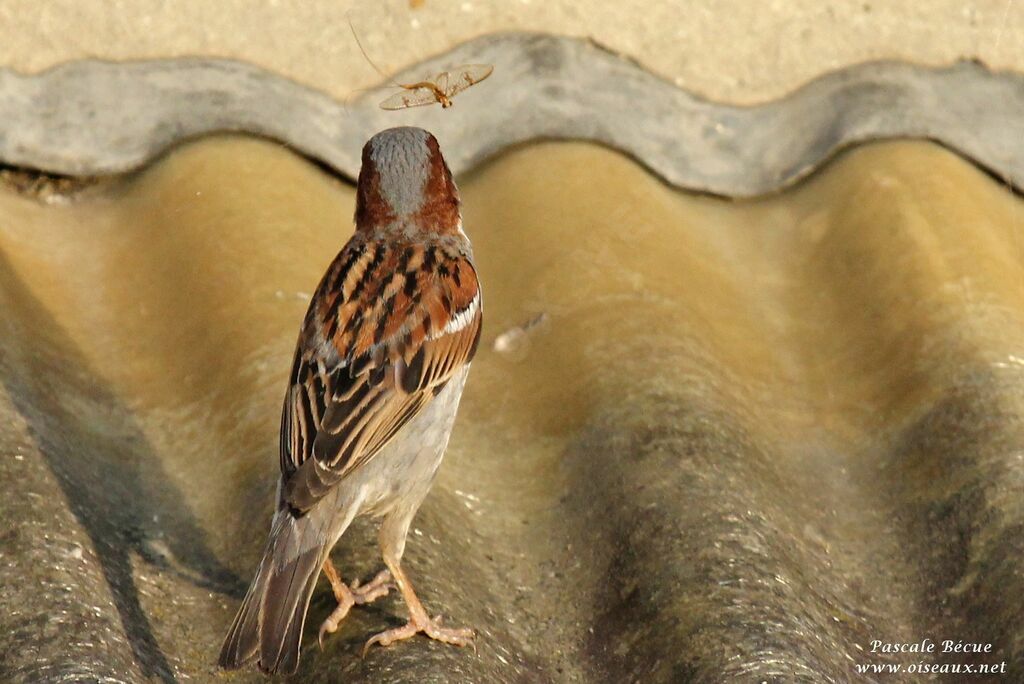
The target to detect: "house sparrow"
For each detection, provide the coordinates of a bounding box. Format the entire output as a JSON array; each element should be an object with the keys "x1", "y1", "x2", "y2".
[{"x1": 219, "y1": 126, "x2": 482, "y2": 675}]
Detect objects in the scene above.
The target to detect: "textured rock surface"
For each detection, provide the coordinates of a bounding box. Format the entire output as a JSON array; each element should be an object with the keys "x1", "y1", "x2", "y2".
[{"x1": 0, "y1": 136, "x2": 1021, "y2": 682}]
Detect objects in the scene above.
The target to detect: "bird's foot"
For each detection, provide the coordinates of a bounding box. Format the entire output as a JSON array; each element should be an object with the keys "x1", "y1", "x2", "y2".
[
  {"x1": 362, "y1": 613, "x2": 474, "y2": 656},
  {"x1": 318, "y1": 569, "x2": 393, "y2": 648},
  {"x1": 350, "y1": 569, "x2": 393, "y2": 604}
]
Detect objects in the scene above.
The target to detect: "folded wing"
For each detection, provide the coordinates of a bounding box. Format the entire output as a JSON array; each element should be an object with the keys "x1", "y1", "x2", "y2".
[{"x1": 279, "y1": 239, "x2": 481, "y2": 513}]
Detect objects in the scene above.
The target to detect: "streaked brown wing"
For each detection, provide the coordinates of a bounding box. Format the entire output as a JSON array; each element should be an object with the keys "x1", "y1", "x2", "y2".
[
  {"x1": 443, "y1": 64, "x2": 494, "y2": 97},
  {"x1": 279, "y1": 239, "x2": 482, "y2": 512}
]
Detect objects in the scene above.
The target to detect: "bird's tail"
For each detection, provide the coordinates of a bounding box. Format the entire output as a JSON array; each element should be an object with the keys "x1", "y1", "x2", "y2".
[{"x1": 218, "y1": 509, "x2": 328, "y2": 675}]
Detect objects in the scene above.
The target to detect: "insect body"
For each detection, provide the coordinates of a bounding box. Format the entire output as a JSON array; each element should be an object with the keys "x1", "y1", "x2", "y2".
[
  {"x1": 348, "y1": 16, "x2": 493, "y2": 112},
  {"x1": 379, "y1": 65, "x2": 495, "y2": 110}
]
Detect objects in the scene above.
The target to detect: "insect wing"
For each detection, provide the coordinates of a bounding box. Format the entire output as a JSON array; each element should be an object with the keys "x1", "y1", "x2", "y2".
[
  {"x1": 431, "y1": 71, "x2": 451, "y2": 94},
  {"x1": 444, "y1": 64, "x2": 494, "y2": 96},
  {"x1": 379, "y1": 86, "x2": 440, "y2": 110}
]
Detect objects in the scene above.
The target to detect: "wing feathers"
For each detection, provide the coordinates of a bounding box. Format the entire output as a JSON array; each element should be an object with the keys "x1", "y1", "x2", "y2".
[{"x1": 280, "y1": 239, "x2": 480, "y2": 512}]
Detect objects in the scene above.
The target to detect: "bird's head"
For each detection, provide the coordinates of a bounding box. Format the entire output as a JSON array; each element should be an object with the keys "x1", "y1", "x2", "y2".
[{"x1": 354, "y1": 126, "x2": 461, "y2": 236}]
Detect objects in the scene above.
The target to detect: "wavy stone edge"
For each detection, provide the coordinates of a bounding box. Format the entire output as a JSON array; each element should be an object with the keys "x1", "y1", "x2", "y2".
[{"x1": 0, "y1": 32, "x2": 1023, "y2": 197}]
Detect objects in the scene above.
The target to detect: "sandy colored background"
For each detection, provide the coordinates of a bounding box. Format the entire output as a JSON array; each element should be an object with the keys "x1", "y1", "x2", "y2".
[{"x1": 0, "y1": 0, "x2": 1021, "y2": 104}]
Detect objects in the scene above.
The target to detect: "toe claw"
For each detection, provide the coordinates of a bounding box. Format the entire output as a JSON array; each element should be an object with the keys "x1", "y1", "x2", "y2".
[
  {"x1": 360, "y1": 626, "x2": 399, "y2": 659},
  {"x1": 318, "y1": 624, "x2": 328, "y2": 650},
  {"x1": 318, "y1": 615, "x2": 339, "y2": 650},
  {"x1": 318, "y1": 601, "x2": 350, "y2": 650}
]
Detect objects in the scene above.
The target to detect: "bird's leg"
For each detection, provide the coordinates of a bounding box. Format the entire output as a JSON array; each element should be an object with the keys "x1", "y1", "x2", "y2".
[
  {"x1": 318, "y1": 558, "x2": 392, "y2": 648},
  {"x1": 363, "y1": 515, "x2": 474, "y2": 655},
  {"x1": 362, "y1": 561, "x2": 474, "y2": 654}
]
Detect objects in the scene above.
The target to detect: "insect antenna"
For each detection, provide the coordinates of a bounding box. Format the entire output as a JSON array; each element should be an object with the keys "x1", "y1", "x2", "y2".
[{"x1": 347, "y1": 12, "x2": 403, "y2": 91}]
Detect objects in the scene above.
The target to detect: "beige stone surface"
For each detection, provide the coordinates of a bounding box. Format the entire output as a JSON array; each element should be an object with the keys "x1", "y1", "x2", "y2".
[{"x1": 0, "y1": 0, "x2": 1021, "y2": 104}]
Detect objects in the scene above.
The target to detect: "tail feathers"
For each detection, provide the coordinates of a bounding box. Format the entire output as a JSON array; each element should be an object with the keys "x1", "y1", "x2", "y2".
[{"x1": 218, "y1": 511, "x2": 327, "y2": 675}]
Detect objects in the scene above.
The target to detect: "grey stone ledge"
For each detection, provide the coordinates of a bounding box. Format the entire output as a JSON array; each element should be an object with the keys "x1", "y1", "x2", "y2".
[{"x1": 0, "y1": 32, "x2": 1022, "y2": 196}]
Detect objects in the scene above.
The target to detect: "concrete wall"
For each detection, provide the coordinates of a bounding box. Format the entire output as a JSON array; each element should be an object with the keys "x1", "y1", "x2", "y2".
[{"x1": 1, "y1": 0, "x2": 1022, "y2": 103}]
